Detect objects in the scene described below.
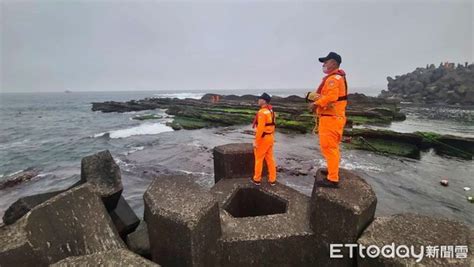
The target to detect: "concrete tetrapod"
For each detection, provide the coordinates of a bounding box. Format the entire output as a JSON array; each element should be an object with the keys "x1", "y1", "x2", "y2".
[
  {"x1": 144, "y1": 175, "x2": 221, "y2": 267},
  {"x1": 0, "y1": 184, "x2": 125, "y2": 266},
  {"x1": 211, "y1": 178, "x2": 317, "y2": 266}
]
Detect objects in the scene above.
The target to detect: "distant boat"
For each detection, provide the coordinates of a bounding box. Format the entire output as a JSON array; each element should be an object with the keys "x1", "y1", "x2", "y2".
[{"x1": 64, "y1": 90, "x2": 72, "y2": 93}]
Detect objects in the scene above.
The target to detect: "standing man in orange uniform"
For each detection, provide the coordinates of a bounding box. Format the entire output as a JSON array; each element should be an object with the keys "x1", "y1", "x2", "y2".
[
  {"x1": 309, "y1": 52, "x2": 348, "y2": 188},
  {"x1": 252, "y1": 93, "x2": 277, "y2": 186}
]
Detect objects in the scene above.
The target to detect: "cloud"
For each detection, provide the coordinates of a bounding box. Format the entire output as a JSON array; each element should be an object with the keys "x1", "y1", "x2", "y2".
[{"x1": 1, "y1": 0, "x2": 472, "y2": 94}]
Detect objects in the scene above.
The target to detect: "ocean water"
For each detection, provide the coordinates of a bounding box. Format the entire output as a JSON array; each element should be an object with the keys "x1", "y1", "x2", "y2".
[{"x1": 0, "y1": 90, "x2": 473, "y2": 226}]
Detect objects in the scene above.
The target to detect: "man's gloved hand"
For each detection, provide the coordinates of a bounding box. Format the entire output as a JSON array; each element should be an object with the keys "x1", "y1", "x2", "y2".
[{"x1": 305, "y1": 92, "x2": 321, "y2": 102}]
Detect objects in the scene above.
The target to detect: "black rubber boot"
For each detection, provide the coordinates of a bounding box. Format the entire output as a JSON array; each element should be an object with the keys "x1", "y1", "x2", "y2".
[
  {"x1": 251, "y1": 178, "x2": 261, "y2": 186},
  {"x1": 315, "y1": 178, "x2": 339, "y2": 188}
]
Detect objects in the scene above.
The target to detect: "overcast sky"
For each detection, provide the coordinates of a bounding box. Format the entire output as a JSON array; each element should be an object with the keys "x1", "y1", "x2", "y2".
[{"x1": 1, "y1": 0, "x2": 472, "y2": 94}]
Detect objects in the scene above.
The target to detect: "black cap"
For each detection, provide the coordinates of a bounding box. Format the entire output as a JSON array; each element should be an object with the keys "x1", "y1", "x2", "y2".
[
  {"x1": 318, "y1": 52, "x2": 342, "y2": 64},
  {"x1": 258, "y1": 92, "x2": 272, "y2": 103}
]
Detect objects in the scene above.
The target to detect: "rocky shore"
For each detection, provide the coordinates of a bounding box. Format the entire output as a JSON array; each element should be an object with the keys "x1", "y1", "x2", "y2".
[
  {"x1": 379, "y1": 62, "x2": 474, "y2": 106},
  {"x1": 90, "y1": 94, "x2": 473, "y2": 160},
  {"x1": 92, "y1": 93, "x2": 405, "y2": 132},
  {"x1": 1, "y1": 148, "x2": 472, "y2": 266},
  {"x1": 344, "y1": 129, "x2": 474, "y2": 160}
]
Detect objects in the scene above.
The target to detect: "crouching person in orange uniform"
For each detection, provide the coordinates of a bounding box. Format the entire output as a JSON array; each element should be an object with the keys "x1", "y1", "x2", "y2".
[
  {"x1": 252, "y1": 93, "x2": 277, "y2": 186},
  {"x1": 310, "y1": 52, "x2": 348, "y2": 188}
]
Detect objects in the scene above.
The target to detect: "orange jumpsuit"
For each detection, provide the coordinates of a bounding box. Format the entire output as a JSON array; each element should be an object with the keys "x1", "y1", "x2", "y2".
[
  {"x1": 315, "y1": 69, "x2": 347, "y2": 182},
  {"x1": 253, "y1": 106, "x2": 277, "y2": 183}
]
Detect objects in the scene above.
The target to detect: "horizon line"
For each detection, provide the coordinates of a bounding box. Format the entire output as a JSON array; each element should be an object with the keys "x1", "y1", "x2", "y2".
[{"x1": 0, "y1": 86, "x2": 383, "y2": 94}]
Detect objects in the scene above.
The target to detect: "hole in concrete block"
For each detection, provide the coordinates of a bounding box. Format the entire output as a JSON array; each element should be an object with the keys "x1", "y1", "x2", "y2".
[{"x1": 224, "y1": 188, "x2": 288, "y2": 218}]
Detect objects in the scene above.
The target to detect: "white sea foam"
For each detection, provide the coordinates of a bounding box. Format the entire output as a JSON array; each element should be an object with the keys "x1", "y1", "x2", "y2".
[
  {"x1": 123, "y1": 146, "x2": 145, "y2": 155},
  {"x1": 153, "y1": 92, "x2": 300, "y2": 99},
  {"x1": 109, "y1": 123, "x2": 173, "y2": 139},
  {"x1": 130, "y1": 146, "x2": 145, "y2": 152},
  {"x1": 178, "y1": 170, "x2": 208, "y2": 175},
  {"x1": 153, "y1": 92, "x2": 205, "y2": 99},
  {"x1": 94, "y1": 123, "x2": 173, "y2": 139},
  {"x1": 93, "y1": 132, "x2": 107, "y2": 138},
  {"x1": 5, "y1": 169, "x2": 24, "y2": 177},
  {"x1": 0, "y1": 169, "x2": 24, "y2": 180},
  {"x1": 114, "y1": 158, "x2": 134, "y2": 172},
  {"x1": 312, "y1": 158, "x2": 382, "y2": 172},
  {"x1": 36, "y1": 172, "x2": 52, "y2": 178},
  {"x1": 340, "y1": 161, "x2": 383, "y2": 172}
]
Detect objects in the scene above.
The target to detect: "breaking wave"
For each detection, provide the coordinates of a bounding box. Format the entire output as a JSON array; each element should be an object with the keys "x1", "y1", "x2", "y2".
[
  {"x1": 94, "y1": 123, "x2": 173, "y2": 139},
  {"x1": 153, "y1": 92, "x2": 205, "y2": 99}
]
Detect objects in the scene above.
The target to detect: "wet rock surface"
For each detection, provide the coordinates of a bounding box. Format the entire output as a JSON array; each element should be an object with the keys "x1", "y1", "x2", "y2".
[
  {"x1": 358, "y1": 213, "x2": 474, "y2": 266},
  {"x1": 345, "y1": 128, "x2": 474, "y2": 160},
  {"x1": 91, "y1": 93, "x2": 404, "y2": 134},
  {"x1": 0, "y1": 167, "x2": 41, "y2": 190},
  {"x1": 89, "y1": 93, "x2": 474, "y2": 160}
]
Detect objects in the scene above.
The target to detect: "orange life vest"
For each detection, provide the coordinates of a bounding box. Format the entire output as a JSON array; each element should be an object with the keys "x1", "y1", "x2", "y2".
[
  {"x1": 316, "y1": 69, "x2": 348, "y2": 117},
  {"x1": 252, "y1": 105, "x2": 276, "y2": 137}
]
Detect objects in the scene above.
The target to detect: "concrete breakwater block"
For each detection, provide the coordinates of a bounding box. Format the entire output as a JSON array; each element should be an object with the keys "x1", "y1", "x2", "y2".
[
  {"x1": 214, "y1": 143, "x2": 254, "y2": 183},
  {"x1": 126, "y1": 220, "x2": 151, "y2": 259},
  {"x1": 144, "y1": 175, "x2": 221, "y2": 267},
  {"x1": 109, "y1": 196, "x2": 140, "y2": 240},
  {"x1": 310, "y1": 168, "x2": 377, "y2": 266},
  {"x1": 0, "y1": 184, "x2": 125, "y2": 266},
  {"x1": 213, "y1": 143, "x2": 267, "y2": 183},
  {"x1": 211, "y1": 178, "x2": 316, "y2": 266},
  {"x1": 81, "y1": 149, "x2": 123, "y2": 210},
  {"x1": 2, "y1": 150, "x2": 123, "y2": 225},
  {"x1": 50, "y1": 248, "x2": 159, "y2": 266},
  {"x1": 2, "y1": 189, "x2": 65, "y2": 225},
  {"x1": 358, "y1": 213, "x2": 474, "y2": 267},
  {"x1": 311, "y1": 168, "x2": 377, "y2": 242}
]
